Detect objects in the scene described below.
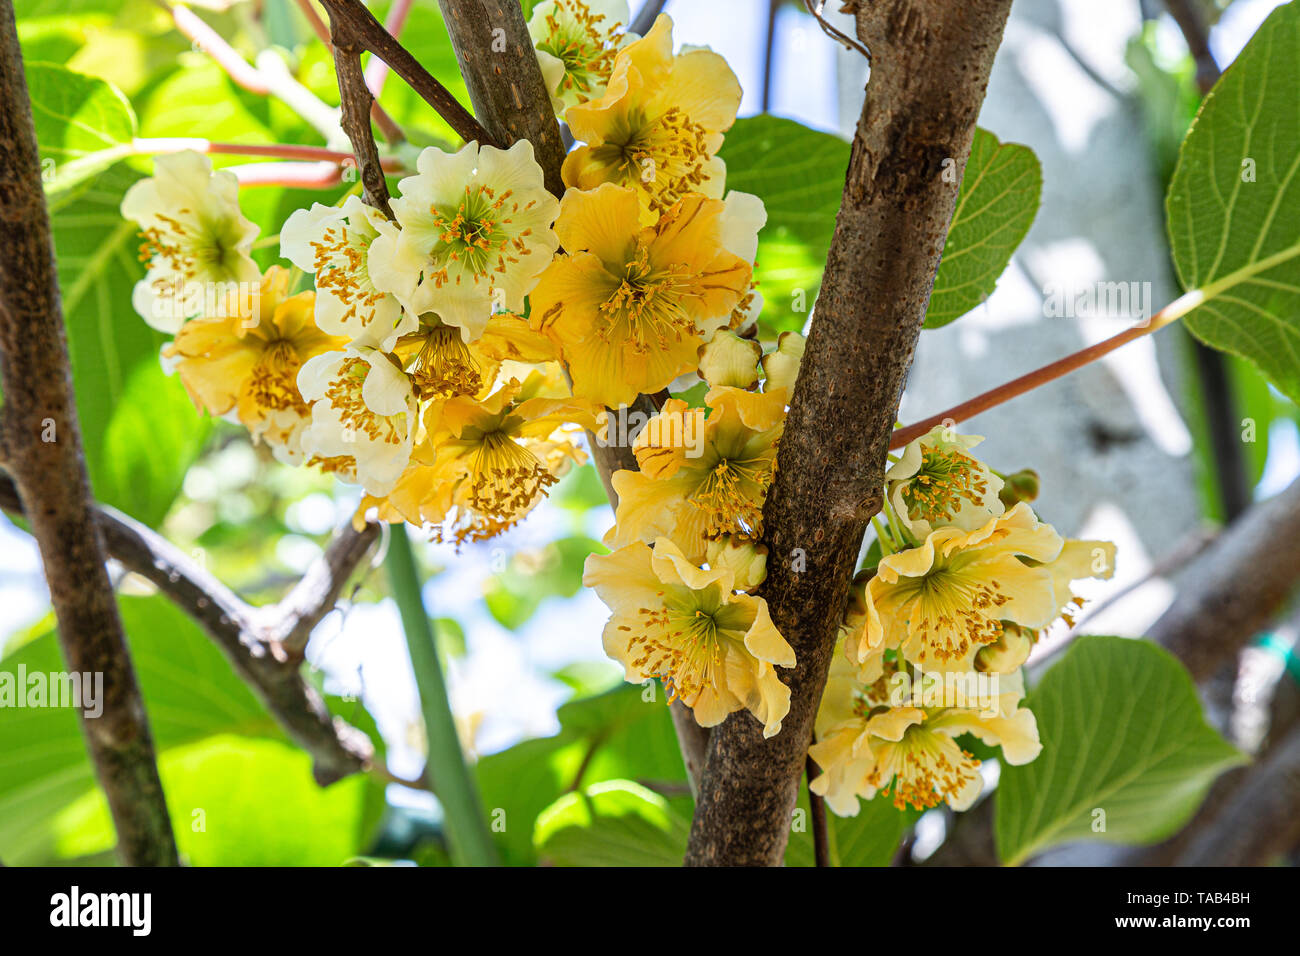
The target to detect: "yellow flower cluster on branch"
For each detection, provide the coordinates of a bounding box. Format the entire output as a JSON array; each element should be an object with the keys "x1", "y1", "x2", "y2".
[
  {"x1": 121, "y1": 9, "x2": 1119, "y2": 767},
  {"x1": 810, "y1": 426, "x2": 1116, "y2": 816}
]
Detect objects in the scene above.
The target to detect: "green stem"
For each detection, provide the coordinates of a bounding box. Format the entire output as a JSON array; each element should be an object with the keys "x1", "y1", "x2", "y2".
[{"x1": 385, "y1": 524, "x2": 498, "y2": 866}]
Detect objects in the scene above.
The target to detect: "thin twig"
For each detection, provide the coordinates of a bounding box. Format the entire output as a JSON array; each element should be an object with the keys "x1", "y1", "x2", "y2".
[
  {"x1": 325, "y1": 10, "x2": 394, "y2": 217},
  {"x1": 891, "y1": 290, "x2": 1202, "y2": 449},
  {"x1": 293, "y1": 0, "x2": 405, "y2": 143},
  {"x1": 364, "y1": 0, "x2": 415, "y2": 96},
  {"x1": 806, "y1": 753, "x2": 830, "y2": 867},
  {"x1": 1164, "y1": 0, "x2": 1221, "y2": 94},
  {"x1": 320, "y1": 0, "x2": 497, "y2": 147},
  {"x1": 802, "y1": 0, "x2": 871, "y2": 60}
]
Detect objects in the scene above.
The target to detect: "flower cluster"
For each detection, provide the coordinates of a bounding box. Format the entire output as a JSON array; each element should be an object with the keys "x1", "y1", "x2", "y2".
[
  {"x1": 120, "y1": 10, "x2": 1117, "y2": 766},
  {"x1": 809, "y1": 426, "x2": 1116, "y2": 815}
]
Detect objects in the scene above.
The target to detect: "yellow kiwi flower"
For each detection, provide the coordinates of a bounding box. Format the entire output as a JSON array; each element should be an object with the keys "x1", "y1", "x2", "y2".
[
  {"x1": 562, "y1": 14, "x2": 741, "y2": 222},
  {"x1": 584, "y1": 537, "x2": 795, "y2": 737},
  {"x1": 162, "y1": 266, "x2": 345, "y2": 463},
  {"x1": 530, "y1": 183, "x2": 750, "y2": 408}
]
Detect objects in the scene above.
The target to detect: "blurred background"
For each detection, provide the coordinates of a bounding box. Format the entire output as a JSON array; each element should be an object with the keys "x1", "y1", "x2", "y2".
[{"x1": 1, "y1": 0, "x2": 1296, "y2": 865}]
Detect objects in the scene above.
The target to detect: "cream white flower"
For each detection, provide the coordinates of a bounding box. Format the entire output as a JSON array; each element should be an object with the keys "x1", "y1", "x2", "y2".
[
  {"x1": 810, "y1": 653, "x2": 1041, "y2": 815},
  {"x1": 297, "y1": 347, "x2": 417, "y2": 496},
  {"x1": 373, "y1": 141, "x2": 560, "y2": 342},
  {"x1": 121, "y1": 150, "x2": 259, "y2": 333},
  {"x1": 886, "y1": 425, "x2": 1005, "y2": 540},
  {"x1": 281, "y1": 195, "x2": 415, "y2": 350},
  {"x1": 528, "y1": 0, "x2": 633, "y2": 116}
]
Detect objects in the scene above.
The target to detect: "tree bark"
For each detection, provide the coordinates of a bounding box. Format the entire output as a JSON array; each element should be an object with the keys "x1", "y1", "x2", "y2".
[
  {"x1": 435, "y1": 0, "x2": 566, "y2": 196},
  {"x1": 1148, "y1": 475, "x2": 1300, "y2": 682},
  {"x1": 685, "y1": 0, "x2": 1015, "y2": 866},
  {"x1": 0, "y1": 1, "x2": 177, "y2": 865}
]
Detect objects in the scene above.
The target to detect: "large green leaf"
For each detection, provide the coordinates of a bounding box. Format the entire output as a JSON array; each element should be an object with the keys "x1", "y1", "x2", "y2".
[
  {"x1": 0, "y1": 596, "x2": 343, "y2": 864},
  {"x1": 719, "y1": 115, "x2": 1040, "y2": 336},
  {"x1": 1166, "y1": 1, "x2": 1300, "y2": 404},
  {"x1": 50, "y1": 736, "x2": 381, "y2": 866},
  {"x1": 924, "y1": 128, "x2": 1041, "y2": 328},
  {"x1": 533, "y1": 779, "x2": 689, "y2": 866},
  {"x1": 475, "y1": 684, "x2": 686, "y2": 865},
  {"x1": 995, "y1": 636, "x2": 1244, "y2": 866},
  {"x1": 717, "y1": 114, "x2": 848, "y2": 335},
  {"x1": 25, "y1": 62, "x2": 136, "y2": 200}
]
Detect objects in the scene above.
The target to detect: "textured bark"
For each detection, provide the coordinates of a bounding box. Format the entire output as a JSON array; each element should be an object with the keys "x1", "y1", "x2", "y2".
[
  {"x1": 1149, "y1": 475, "x2": 1300, "y2": 682},
  {"x1": 435, "y1": 0, "x2": 566, "y2": 196},
  {"x1": 327, "y1": 14, "x2": 394, "y2": 218},
  {"x1": 0, "y1": 1, "x2": 177, "y2": 866},
  {"x1": 685, "y1": 0, "x2": 1015, "y2": 866}
]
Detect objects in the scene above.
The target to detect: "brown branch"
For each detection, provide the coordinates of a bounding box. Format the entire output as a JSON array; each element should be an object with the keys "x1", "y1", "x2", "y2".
[
  {"x1": 806, "y1": 753, "x2": 830, "y2": 867},
  {"x1": 0, "y1": 2, "x2": 178, "y2": 866},
  {"x1": 0, "y1": 474, "x2": 380, "y2": 785},
  {"x1": 685, "y1": 0, "x2": 1016, "y2": 867},
  {"x1": 325, "y1": 10, "x2": 394, "y2": 218},
  {"x1": 293, "y1": 0, "x2": 405, "y2": 143},
  {"x1": 1164, "y1": 0, "x2": 1221, "y2": 95},
  {"x1": 1148, "y1": 475, "x2": 1300, "y2": 683},
  {"x1": 435, "y1": 0, "x2": 565, "y2": 194},
  {"x1": 319, "y1": 0, "x2": 497, "y2": 148}
]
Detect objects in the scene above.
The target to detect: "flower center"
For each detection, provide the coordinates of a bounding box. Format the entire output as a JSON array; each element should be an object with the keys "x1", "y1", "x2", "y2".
[
  {"x1": 400, "y1": 322, "x2": 483, "y2": 399},
  {"x1": 622, "y1": 593, "x2": 725, "y2": 705},
  {"x1": 691, "y1": 455, "x2": 773, "y2": 539},
  {"x1": 538, "y1": 0, "x2": 621, "y2": 97},
  {"x1": 599, "y1": 246, "x2": 695, "y2": 351},
  {"x1": 427, "y1": 184, "x2": 531, "y2": 284},
  {"x1": 906, "y1": 566, "x2": 1011, "y2": 663},
  {"x1": 467, "y1": 429, "x2": 557, "y2": 524},
  {"x1": 872, "y1": 725, "x2": 981, "y2": 811},
  {"x1": 311, "y1": 225, "x2": 383, "y2": 326},
  {"x1": 900, "y1": 448, "x2": 989, "y2": 524},
  {"x1": 592, "y1": 106, "x2": 711, "y2": 215},
  {"x1": 248, "y1": 340, "x2": 306, "y2": 413},
  {"x1": 323, "y1": 357, "x2": 406, "y2": 444}
]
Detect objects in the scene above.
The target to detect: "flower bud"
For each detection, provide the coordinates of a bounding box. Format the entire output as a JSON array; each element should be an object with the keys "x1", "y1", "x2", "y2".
[
  {"x1": 761, "y1": 331, "x2": 805, "y2": 395},
  {"x1": 707, "y1": 535, "x2": 768, "y2": 591},
  {"x1": 975, "y1": 623, "x2": 1035, "y2": 674},
  {"x1": 699, "y1": 330, "x2": 762, "y2": 389},
  {"x1": 997, "y1": 468, "x2": 1040, "y2": 508}
]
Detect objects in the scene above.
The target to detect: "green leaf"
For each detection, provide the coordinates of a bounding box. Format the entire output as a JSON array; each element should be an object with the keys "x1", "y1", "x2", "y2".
[
  {"x1": 24, "y1": 62, "x2": 136, "y2": 199},
  {"x1": 475, "y1": 684, "x2": 686, "y2": 865},
  {"x1": 534, "y1": 780, "x2": 689, "y2": 866},
  {"x1": 718, "y1": 116, "x2": 1040, "y2": 336},
  {"x1": 717, "y1": 115, "x2": 848, "y2": 335},
  {"x1": 1166, "y1": 1, "x2": 1300, "y2": 404},
  {"x1": 0, "y1": 595, "x2": 381, "y2": 865},
  {"x1": 49, "y1": 735, "x2": 380, "y2": 866},
  {"x1": 995, "y1": 636, "x2": 1244, "y2": 866},
  {"x1": 925, "y1": 128, "x2": 1041, "y2": 328},
  {"x1": 0, "y1": 596, "x2": 280, "y2": 863}
]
